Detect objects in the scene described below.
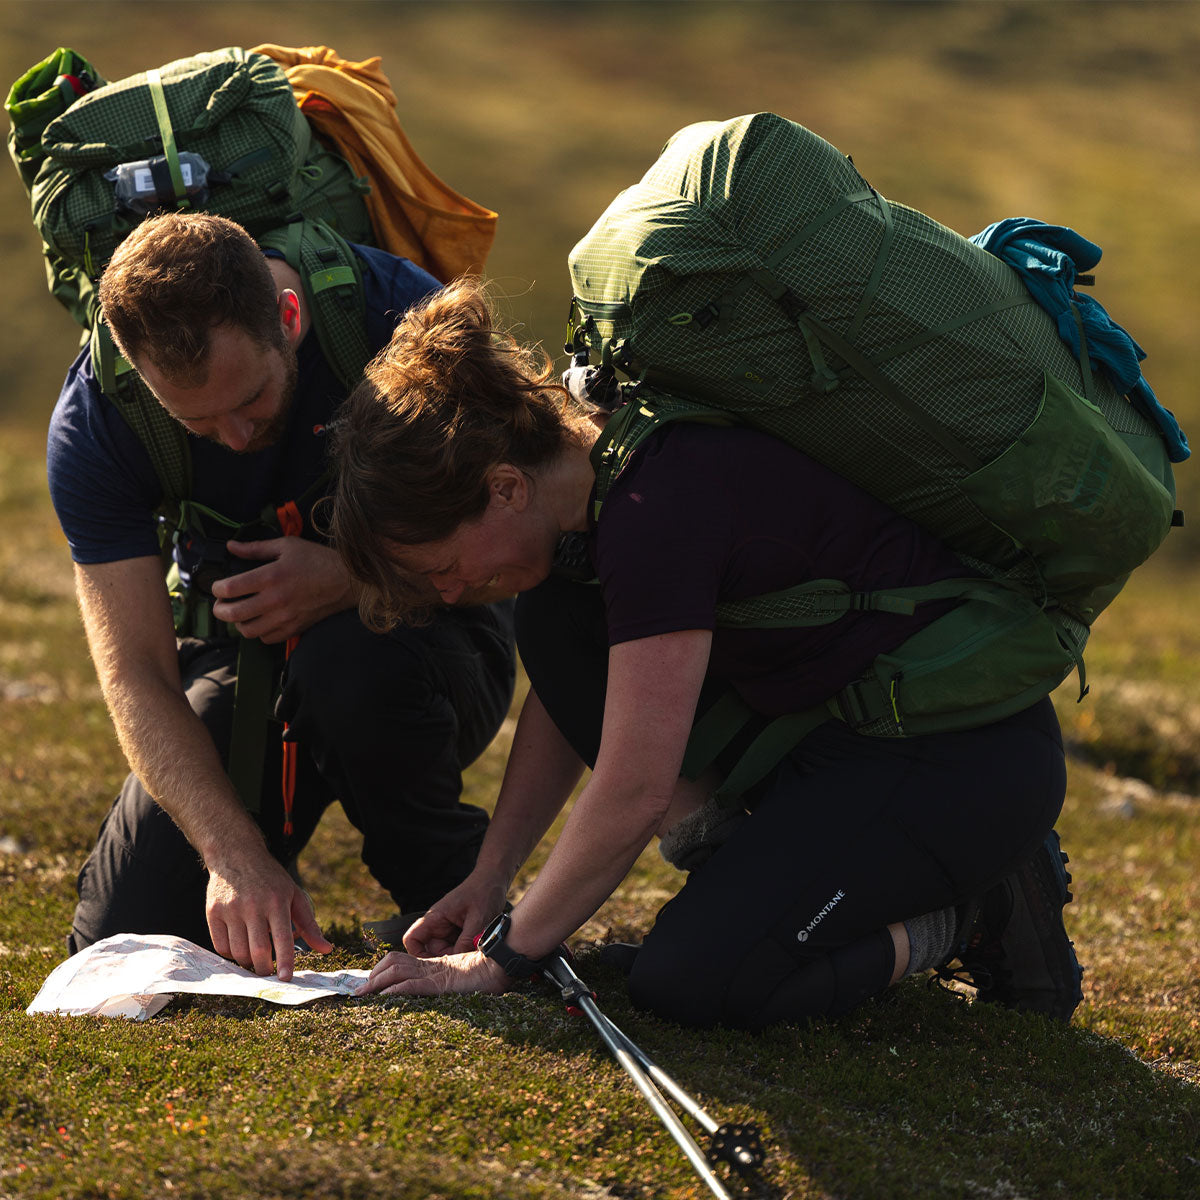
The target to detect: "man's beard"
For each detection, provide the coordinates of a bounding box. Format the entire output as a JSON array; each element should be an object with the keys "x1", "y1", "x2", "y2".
[{"x1": 231, "y1": 343, "x2": 300, "y2": 455}]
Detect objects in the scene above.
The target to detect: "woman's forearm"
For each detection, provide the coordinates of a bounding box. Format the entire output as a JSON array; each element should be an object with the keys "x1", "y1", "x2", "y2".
[
  {"x1": 503, "y1": 771, "x2": 670, "y2": 958},
  {"x1": 473, "y1": 686, "x2": 588, "y2": 885},
  {"x1": 498, "y1": 629, "x2": 715, "y2": 959}
]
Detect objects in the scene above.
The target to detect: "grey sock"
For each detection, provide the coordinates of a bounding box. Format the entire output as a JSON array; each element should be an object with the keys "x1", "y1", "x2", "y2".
[
  {"x1": 658, "y1": 794, "x2": 746, "y2": 872},
  {"x1": 901, "y1": 906, "x2": 958, "y2": 977}
]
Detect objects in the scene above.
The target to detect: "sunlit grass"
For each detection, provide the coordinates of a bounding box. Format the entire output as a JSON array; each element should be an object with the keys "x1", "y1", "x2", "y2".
[{"x1": 2, "y1": 3, "x2": 1198, "y2": 1197}]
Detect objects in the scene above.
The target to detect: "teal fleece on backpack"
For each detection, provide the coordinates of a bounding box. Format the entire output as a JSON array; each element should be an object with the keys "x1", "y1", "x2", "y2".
[{"x1": 972, "y1": 218, "x2": 1188, "y2": 462}]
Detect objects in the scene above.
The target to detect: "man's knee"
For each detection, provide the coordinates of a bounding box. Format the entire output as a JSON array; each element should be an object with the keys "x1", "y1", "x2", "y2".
[
  {"x1": 177, "y1": 638, "x2": 239, "y2": 748},
  {"x1": 282, "y1": 608, "x2": 516, "y2": 777},
  {"x1": 283, "y1": 613, "x2": 442, "y2": 740},
  {"x1": 72, "y1": 777, "x2": 212, "y2": 952}
]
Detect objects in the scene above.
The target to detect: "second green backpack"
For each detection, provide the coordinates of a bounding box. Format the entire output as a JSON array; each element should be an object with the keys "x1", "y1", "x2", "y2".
[{"x1": 567, "y1": 112, "x2": 1180, "y2": 749}]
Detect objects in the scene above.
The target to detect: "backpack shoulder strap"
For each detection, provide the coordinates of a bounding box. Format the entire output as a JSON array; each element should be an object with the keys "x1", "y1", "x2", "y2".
[
  {"x1": 257, "y1": 218, "x2": 372, "y2": 389},
  {"x1": 588, "y1": 390, "x2": 734, "y2": 521},
  {"x1": 90, "y1": 319, "x2": 192, "y2": 509}
]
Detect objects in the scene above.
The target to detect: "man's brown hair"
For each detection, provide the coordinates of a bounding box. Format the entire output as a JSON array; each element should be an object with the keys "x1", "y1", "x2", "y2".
[
  {"x1": 97, "y1": 211, "x2": 283, "y2": 384},
  {"x1": 329, "y1": 277, "x2": 585, "y2": 628}
]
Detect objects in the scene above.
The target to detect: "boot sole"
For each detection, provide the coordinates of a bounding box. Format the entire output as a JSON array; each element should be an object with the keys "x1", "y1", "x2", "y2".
[{"x1": 993, "y1": 830, "x2": 1085, "y2": 1021}]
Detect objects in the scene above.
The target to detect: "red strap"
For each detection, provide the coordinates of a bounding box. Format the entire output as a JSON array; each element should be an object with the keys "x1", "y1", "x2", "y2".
[
  {"x1": 276, "y1": 501, "x2": 304, "y2": 837},
  {"x1": 276, "y1": 500, "x2": 303, "y2": 538}
]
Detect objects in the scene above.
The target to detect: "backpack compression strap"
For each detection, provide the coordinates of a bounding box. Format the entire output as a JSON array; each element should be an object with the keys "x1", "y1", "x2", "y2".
[
  {"x1": 712, "y1": 575, "x2": 1039, "y2": 627},
  {"x1": 257, "y1": 218, "x2": 371, "y2": 390},
  {"x1": 145, "y1": 68, "x2": 191, "y2": 210},
  {"x1": 91, "y1": 319, "x2": 193, "y2": 508}
]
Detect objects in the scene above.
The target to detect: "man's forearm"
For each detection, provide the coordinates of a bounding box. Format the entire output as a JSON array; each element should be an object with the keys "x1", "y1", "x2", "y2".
[{"x1": 103, "y1": 667, "x2": 266, "y2": 868}]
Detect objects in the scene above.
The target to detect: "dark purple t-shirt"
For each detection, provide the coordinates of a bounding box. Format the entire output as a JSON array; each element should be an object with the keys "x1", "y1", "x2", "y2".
[{"x1": 590, "y1": 423, "x2": 967, "y2": 716}]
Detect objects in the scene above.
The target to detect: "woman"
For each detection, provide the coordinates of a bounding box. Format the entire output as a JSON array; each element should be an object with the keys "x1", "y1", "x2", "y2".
[{"x1": 330, "y1": 278, "x2": 1081, "y2": 1028}]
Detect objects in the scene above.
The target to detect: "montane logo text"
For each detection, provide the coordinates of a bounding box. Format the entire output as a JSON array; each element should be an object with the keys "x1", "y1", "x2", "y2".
[{"x1": 796, "y1": 890, "x2": 846, "y2": 942}]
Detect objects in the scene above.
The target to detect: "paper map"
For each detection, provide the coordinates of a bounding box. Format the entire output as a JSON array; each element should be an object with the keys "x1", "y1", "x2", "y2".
[{"x1": 27, "y1": 933, "x2": 370, "y2": 1020}]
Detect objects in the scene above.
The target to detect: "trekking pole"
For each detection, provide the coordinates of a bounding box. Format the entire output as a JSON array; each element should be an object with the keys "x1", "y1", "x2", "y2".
[{"x1": 542, "y1": 951, "x2": 765, "y2": 1198}]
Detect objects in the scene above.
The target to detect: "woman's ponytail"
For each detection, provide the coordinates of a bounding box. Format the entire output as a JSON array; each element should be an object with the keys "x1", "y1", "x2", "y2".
[{"x1": 329, "y1": 277, "x2": 586, "y2": 627}]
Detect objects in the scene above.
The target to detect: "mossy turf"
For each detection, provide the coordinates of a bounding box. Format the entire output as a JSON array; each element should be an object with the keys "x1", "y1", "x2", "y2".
[
  {"x1": 3, "y1": 956, "x2": 1199, "y2": 1199},
  {"x1": 3, "y1": 3, "x2": 1199, "y2": 1197},
  {"x1": 3, "y1": 431, "x2": 1198, "y2": 1200}
]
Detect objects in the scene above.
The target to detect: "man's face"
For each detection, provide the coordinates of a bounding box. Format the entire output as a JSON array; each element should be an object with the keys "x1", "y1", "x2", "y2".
[{"x1": 135, "y1": 322, "x2": 299, "y2": 454}]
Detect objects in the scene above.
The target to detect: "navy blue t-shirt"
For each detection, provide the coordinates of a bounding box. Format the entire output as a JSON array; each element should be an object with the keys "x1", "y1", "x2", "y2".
[
  {"x1": 591, "y1": 423, "x2": 967, "y2": 716},
  {"x1": 47, "y1": 244, "x2": 438, "y2": 564}
]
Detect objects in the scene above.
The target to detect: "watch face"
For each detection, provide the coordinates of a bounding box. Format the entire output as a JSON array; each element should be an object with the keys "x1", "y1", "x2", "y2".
[{"x1": 478, "y1": 914, "x2": 508, "y2": 956}]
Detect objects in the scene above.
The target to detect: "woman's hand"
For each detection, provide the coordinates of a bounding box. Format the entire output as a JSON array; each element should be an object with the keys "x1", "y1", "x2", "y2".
[
  {"x1": 403, "y1": 871, "x2": 510, "y2": 957},
  {"x1": 356, "y1": 948, "x2": 511, "y2": 997}
]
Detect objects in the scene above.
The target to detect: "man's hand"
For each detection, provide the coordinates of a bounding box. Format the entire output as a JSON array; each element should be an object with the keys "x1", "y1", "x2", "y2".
[
  {"x1": 403, "y1": 870, "x2": 509, "y2": 957},
  {"x1": 206, "y1": 851, "x2": 333, "y2": 981},
  {"x1": 357, "y1": 949, "x2": 510, "y2": 997},
  {"x1": 211, "y1": 538, "x2": 356, "y2": 643}
]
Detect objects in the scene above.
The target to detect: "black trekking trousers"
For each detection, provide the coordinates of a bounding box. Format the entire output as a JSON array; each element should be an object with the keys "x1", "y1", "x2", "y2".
[
  {"x1": 69, "y1": 601, "x2": 516, "y2": 955},
  {"x1": 515, "y1": 576, "x2": 1066, "y2": 1030}
]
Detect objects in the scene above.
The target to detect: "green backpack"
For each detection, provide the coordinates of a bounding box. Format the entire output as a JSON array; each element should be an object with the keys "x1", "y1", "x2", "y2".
[
  {"x1": 7, "y1": 46, "x2": 372, "y2": 332},
  {"x1": 6, "y1": 44, "x2": 376, "y2": 543},
  {"x1": 567, "y1": 113, "x2": 1180, "y2": 791},
  {"x1": 7, "y1": 47, "x2": 379, "y2": 814}
]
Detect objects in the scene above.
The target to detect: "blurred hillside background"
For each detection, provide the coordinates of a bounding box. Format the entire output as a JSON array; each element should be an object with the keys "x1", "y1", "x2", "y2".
[
  {"x1": 2, "y1": 7, "x2": 1199, "y2": 1197},
  {"x1": 2, "y1": 0, "x2": 1198, "y2": 528},
  {"x1": 2, "y1": 0, "x2": 1198, "y2": 910}
]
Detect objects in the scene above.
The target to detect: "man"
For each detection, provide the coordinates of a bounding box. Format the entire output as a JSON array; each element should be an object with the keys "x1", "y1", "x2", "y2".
[{"x1": 46, "y1": 212, "x2": 516, "y2": 981}]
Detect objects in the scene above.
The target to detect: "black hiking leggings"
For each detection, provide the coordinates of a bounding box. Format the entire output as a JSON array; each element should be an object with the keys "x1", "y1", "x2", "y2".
[{"x1": 516, "y1": 576, "x2": 1066, "y2": 1030}]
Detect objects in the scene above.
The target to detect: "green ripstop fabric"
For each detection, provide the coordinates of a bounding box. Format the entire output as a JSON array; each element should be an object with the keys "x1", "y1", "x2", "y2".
[
  {"x1": 6, "y1": 48, "x2": 106, "y2": 191},
  {"x1": 7, "y1": 48, "x2": 380, "y2": 821},
  {"x1": 5, "y1": 45, "x2": 377, "y2": 513},
  {"x1": 570, "y1": 112, "x2": 1178, "y2": 746},
  {"x1": 13, "y1": 47, "x2": 373, "y2": 331},
  {"x1": 89, "y1": 321, "x2": 192, "y2": 507}
]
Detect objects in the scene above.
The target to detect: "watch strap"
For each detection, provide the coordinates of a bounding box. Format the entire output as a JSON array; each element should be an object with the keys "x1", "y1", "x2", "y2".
[{"x1": 477, "y1": 912, "x2": 553, "y2": 980}]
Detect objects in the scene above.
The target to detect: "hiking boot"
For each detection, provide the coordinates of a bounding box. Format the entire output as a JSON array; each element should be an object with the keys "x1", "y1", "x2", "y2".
[
  {"x1": 938, "y1": 830, "x2": 1084, "y2": 1022},
  {"x1": 595, "y1": 941, "x2": 642, "y2": 976},
  {"x1": 362, "y1": 911, "x2": 428, "y2": 948}
]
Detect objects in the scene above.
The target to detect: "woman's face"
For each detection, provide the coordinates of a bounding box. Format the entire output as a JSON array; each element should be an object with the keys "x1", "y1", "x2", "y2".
[{"x1": 387, "y1": 467, "x2": 556, "y2": 604}]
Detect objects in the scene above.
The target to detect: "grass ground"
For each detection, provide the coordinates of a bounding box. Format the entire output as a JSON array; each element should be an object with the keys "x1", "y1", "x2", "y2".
[{"x1": 2, "y1": 3, "x2": 1198, "y2": 1198}]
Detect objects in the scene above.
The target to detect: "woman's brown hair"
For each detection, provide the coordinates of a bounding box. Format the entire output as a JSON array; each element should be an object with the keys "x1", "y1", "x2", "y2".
[{"x1": 329, "y1": 277, "x2": 584, "y2": 628}]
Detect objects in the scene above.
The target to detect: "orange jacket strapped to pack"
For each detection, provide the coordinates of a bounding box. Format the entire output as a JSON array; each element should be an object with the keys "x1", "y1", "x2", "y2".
[{"x1": 254, "y1": 43, "x2": 497, "y2": 282}]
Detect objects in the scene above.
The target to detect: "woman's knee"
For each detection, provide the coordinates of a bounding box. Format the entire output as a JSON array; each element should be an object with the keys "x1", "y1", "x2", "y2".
[
  {"x1": 628, "y1": 924, "x2": 895, "y2": 1030},
  {"x1": 627, "y1": 934, "x2": 728, "y2": 1028},
  {"x1": 628, "y1": 932, "x2": 823, "y2": 1030}
]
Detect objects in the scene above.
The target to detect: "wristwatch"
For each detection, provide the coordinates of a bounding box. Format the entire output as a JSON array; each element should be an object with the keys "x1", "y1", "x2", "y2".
[{"x1": 476, "y1": 912, "x2": 552, "y2": 980}]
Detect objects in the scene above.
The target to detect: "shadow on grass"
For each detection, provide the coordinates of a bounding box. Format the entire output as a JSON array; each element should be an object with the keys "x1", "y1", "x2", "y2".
[
  {"x1": 322, "y1": 957, "x2": 1200, "y2": 1200},
  {"x1": 6, "y1": 920, "x2": 1199, "y2": 1199}
]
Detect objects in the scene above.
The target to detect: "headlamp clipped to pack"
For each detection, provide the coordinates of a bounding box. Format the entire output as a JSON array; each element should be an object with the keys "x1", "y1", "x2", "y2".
[{"x1": 104, "y1": 149, "x2": 212, "y2": 214}]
